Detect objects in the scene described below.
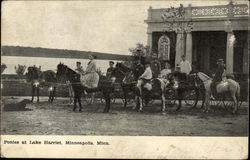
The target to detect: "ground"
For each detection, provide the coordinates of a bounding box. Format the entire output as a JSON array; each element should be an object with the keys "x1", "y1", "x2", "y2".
[{"x1": 1, "y1": 96, "x2": 249, "y2": 136}]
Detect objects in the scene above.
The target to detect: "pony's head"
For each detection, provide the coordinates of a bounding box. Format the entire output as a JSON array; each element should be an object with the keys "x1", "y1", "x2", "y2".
[
  {"x1": 56, "y1": 63, "x2": 67, "y2": 82},
  {"x1": 57, "y1": 63, "x2": 80, "y2": 83},
  {"x1": 197, "y1": 72, "x2": 212, "y2": 82},
  {"x1": 112, "y1": 62, "x2": 132, "y2": 83},
  {"x1": 122, "y1": 71, "x2": 135, "y2": 84}
]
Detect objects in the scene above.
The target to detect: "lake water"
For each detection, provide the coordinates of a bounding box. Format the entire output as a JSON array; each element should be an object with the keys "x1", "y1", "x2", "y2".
[{"x1": 2, "y1": 56, "x2": 122, "y2": 75}]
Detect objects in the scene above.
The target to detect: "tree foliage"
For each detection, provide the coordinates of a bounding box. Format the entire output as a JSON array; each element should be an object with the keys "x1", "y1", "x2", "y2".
[
  {"x1": 1, "y1": 63, "x2": 7, "y2": 74},
  {"x1": 128, "y1": 43, "x2": 150, "y2": 57},
  {"x1": 15, "y1": 64, "x2": 27, "y2": 76}
]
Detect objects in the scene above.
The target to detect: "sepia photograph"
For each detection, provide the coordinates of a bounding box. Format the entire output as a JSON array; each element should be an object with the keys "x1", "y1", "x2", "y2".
[{"x1": 1, "y1": 0, "x2": 249, "y2": 159}]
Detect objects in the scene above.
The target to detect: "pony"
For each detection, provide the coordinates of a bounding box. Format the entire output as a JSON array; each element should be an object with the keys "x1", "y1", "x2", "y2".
[
  {"x1": 111, "y1": 62, "x2": 137, "y2": 107},
  {"x1": 116, "y1": 63, "x2": 169, "y2": 113},
  {"x1": 56, "y1": 63, "x2": 115, "y2": 112},
  {"x1": 26, "y1": 66, "x2": 57, "y2": 103},
  {"x1": 196, "y1": 72, "x2": 240, "y2": 114},
  {"x1": 166, "y1": 72, "x2": 200, "y2": 111}
]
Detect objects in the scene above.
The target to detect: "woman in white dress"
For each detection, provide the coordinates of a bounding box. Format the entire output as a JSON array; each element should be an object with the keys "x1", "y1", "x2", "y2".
[
  {"x1": 80, "y1": 54, "x2": 99, "y2": 104},
  {"x1": 80, "y1": 54, "x2": 99, "y2": 88}
]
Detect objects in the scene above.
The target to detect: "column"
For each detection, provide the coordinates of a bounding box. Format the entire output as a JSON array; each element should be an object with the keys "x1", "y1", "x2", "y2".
[
  {"x1": 185, "y1": 31, "x2": 192, "y2": 64},
  {"x1": 175, "y1": 32, "x2": 184, "y2": 66},
  {"x1": 203, "y1": 37, "x2": 210, "y2": 72},
  {"x1": 147, "y1": 32, "x2": 153, "y2": 56},
  {"x1": 243, "y1": 38, "x2": 248, "y2": 74},
  {"x1": 226, "y1": 31, "x2": 234, "y2": 74}
]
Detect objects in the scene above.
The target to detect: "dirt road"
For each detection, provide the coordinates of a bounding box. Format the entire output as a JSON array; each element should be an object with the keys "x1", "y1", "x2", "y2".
[{"x1": 1, "y1": 96, "x2": 248, "y2": 136}]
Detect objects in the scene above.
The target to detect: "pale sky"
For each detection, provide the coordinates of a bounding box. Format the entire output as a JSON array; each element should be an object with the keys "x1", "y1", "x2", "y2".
[{"x1": 2, "y1": 0, "x2": 247, "y2": 55}]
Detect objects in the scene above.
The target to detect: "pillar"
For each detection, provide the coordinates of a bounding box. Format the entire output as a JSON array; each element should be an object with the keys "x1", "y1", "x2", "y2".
[
  {"x1": 243, "y1": 37, "x2": 249, "y2": 73},
  {"x1": 185, "y1": 31, "x2": 192, "y2": 64},
  {"x1": 226, "y1": 31, "x2": 234, "y2": 74},
  {"x1": 203, "y1": 37, "x2": 210, "y2": 72},
  {"x1": 175, "y1": 32, "x2": 184, "y2": 66}
]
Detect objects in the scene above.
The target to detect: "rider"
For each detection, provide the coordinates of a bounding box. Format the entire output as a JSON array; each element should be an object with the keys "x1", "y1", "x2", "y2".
[
  {"x1": 210, "y1": 59, "x2": 226, "y2": 100},
  {"x1": 133, "y1": 56, "x2": 145, "y2": 81},
  {"x1": 158, "y1": 61, "x2": 172, "y2": 79},
  {"x1": 106, "y1": 61, "x2": 115, "y2": 80},
  {"x1": 136, "y1": 60, "x2": 153, "y2": 96},
  {"x1": 150, "y1": 52, "x2": 161, "y2": 78}
]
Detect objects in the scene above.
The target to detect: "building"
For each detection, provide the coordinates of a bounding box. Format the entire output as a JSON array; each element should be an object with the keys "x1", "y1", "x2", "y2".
[{"x1": 145, "y1": 2, "x2": 249, "y2": 75}]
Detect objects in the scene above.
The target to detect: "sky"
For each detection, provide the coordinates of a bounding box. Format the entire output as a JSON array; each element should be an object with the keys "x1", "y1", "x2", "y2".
[{"x1": 2, "y1": 0, "x2": 247, "y2": 55}]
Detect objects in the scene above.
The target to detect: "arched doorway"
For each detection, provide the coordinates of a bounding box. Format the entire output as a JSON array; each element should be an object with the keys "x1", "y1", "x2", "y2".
[{"x1": 158, "y1": 35, "x2": 170, "y2": 61}]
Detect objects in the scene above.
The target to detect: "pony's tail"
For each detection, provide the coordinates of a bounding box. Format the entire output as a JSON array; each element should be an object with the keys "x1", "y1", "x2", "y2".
[{"x1": 236, "y1": 83, "x2": 241, "y2": 101}]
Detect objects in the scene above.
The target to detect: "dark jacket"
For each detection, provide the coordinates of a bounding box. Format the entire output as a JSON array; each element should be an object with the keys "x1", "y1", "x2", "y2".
[
  {"x1": 106, "y1": 67, "x2": 115, "y2": 78},
  {"x1": 214, "y1": 65, "x2": 225, "y2": 82},
  {"x1": 150, "y1": 60, "x2": 161, "y2": 78},
  {"x1": 133, "y1": 63, "x2": 145, "y2": 80}
]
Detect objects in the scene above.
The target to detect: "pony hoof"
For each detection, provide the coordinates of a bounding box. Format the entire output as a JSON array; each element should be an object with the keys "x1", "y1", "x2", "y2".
[{"x1": 162, "y1": 112, "x2": 166, "y2": 115}]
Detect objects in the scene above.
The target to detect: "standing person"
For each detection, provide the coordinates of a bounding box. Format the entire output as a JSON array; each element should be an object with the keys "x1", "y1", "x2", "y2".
[
  {"x1": 106, "y1": 61, "x2": 115, "y2": 80},
  {"x1": 150, "y1": 53, "x2": 161, "y2": 78},
  {"x1": 179, "y1": 55, "x2": 192, "y2": 75},
  {"x1": 75, "y1": 62, "x2": 84, "y2": 75},
  {"x1": 81, "y1": 54, "x2": 100, "y2": 104},
  {"x1": 136, "y1": 60, "x2": 153, "y2": 96},
  {"x1": 210, "y1": 59, "x2": 226, "y2": 99}
]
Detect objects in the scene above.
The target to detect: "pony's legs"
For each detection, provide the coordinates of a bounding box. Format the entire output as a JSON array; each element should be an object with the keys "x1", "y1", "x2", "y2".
[
  {"x1": 73, "y1": 95, "x2": 78, "y2": 111},
  {"x1": 204, "y1": 92, "x2": 210, "y2": 112},
  {"x1": 161, "y1": 93, "x2": 166, "y2": 113},
  {"x1": 201, "y1": 89, "x2": 206, "y2": 109},
  {"x1": 78, "y1": 95, "x2": 82, "y2": 112},
  {"x1": 103, "y1": 93, "x2": 111, "y2": 113},
  {"x1": 132, "y1": 96, "x2": 138, "y2": 110},
  {"x1": 90, "y1": 93, "x2": 95, "y2": 104},
  {"x1": 36, "y1": 87, "x2": 40, "y2": 102},
  {"x1": 123, "y1": 87, "x2": 127, "y2": 107},
  {"x1": 138, "y1": 96, "x2": 143, "y2": 112},
  {"x1": 231, "y1": 95, "x2": 238, "y2": 114},
  {"x1": 176, "y1": 90, "x2": 182, "y2": 111},
  {"x1": 31, "y1": 85, "x2": 35, "y2": 102}
]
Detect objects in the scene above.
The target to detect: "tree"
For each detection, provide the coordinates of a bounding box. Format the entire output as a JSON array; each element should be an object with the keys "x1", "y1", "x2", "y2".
[
  {"x1": 15, "y1": 64, "x2": 27, "y2": 76},
  {"x1": 128, "y1": 43, "x2": 150, "y2": 57},
  {"x1": 1, "y1": 63, "x2": 7, "y2": 74}
]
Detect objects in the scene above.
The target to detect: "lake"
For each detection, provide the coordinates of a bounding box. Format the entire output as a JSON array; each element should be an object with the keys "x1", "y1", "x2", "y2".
[{"x1": 2, "y1": 56, "x2": 122, "y2": 75}]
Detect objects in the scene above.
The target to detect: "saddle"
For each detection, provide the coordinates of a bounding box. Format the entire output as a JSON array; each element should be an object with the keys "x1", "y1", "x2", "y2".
[{"x1": 140, "y1": 78, "x2": 152, "y2": 90}]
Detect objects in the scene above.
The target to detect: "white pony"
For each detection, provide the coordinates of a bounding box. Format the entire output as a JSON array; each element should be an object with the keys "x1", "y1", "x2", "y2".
[{"x1": 196, "y1": 72, "x2": 240, "y2": 114}]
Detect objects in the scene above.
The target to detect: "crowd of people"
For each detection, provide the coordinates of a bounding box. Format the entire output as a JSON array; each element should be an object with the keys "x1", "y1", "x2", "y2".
[{"x1": 69, "y1": 51, "x2": 226, "y2": 101}]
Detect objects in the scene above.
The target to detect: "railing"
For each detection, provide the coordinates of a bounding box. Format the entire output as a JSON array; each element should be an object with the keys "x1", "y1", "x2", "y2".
[
  {"x1": 147, "y1": 3, "x2": 249, "y2": 21},
  {"x1": 191, "y1": 3, "x2": 249, "y2": 18}
]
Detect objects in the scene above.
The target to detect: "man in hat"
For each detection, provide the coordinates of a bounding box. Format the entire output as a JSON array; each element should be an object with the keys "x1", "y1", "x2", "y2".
[
  {"x1": 210, "y1": 59, "x2": 226, "y2": 99},
  {"x1": 106, "y1": 61, "x2": 115, "y2": 80},
  {"x1": 150, "y1": 52, "x2": 161, "y2": 78},
  {"x1": 179, "y1": 55, "x2": 192, "y2": 75},
  {"x1": 136, "y1": 60, "x2": 153, "y2": 95},
  {"x1": 133, "y1": 56, "x2": 145, "y2": 80},
  {"x1": 75, "y1": 62, "x2": 84, "y2": 75}
]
